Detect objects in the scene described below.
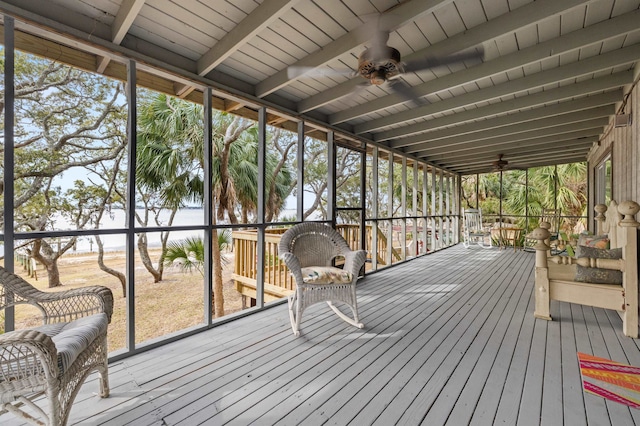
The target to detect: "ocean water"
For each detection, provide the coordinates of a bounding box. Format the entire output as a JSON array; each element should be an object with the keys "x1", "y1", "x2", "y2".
[
  {"x1": 10, "y1": 208, "x2": 302, "y2": 254},
  {"x1": 8, "y1": 208, "x2": 206, "y2": 254}
]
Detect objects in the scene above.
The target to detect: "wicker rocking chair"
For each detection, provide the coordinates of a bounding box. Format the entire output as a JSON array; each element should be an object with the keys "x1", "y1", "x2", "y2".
[
  {"x1": 0, "y1": 266, "x2": 113, "y2": 426},
  {"x1": 278, "y1": 223, "x2": 367, "y2": 336}
]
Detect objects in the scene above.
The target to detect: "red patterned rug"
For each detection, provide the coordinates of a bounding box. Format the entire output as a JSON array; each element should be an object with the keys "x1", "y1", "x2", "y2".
[{"x1": 578, "y1": 352, "x2": 640, "y2": 409}]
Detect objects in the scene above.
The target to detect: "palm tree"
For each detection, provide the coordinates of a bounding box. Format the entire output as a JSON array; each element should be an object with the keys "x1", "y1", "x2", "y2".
[
  {"x1": 502, "y1": 163, "x2": 587, "y2": 232},
  {"x1": 136, "y1": 92, "x2": 294, "y2": 317},
  {"x1": 164, "y1": 231, "x2": 232, "y2": 275},
  {"x1": 136, "y1": 94, "x2": 204, "y2": 283}
]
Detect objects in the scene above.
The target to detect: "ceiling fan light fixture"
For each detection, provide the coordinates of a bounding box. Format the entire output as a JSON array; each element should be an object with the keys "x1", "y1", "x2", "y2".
[
  {"x1": 357, "y1": 46, "x2": 402, "y2": 82},
  {"x1": 492, "y1": 154, "x2": 509, "y2": 171}
]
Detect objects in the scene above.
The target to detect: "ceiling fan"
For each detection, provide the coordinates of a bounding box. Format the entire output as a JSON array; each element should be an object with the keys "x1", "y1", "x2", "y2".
[
  {"x1": 287, "y1": 29, "x2": 484, "y2": 104},
  {"x1": 492, "y1": 154, "x2": 509, "y2": 171}
]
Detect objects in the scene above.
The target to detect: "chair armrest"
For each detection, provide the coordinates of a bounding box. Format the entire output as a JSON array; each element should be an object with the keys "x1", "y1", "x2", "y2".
[
  {"x1": 280, "y1": 252, "x2": 304, "y2": 286},
  {"x1": 343, "y1": 249, "x2": 367, "y2": 276},
  {"x1": 0, "y1": 330, "x2": 58, "y2": 394},
  {"x1": 38, "y1": 286, "x2": 114, "y2": 324}
]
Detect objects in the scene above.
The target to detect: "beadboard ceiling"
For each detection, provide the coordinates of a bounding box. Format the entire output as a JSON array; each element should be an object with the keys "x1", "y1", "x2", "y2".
[{"x1": 1, "y1": 0, "x2": 639, "y2": 174}]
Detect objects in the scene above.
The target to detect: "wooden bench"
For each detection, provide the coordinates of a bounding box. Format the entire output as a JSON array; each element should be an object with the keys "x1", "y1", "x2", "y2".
[{"x1": 531, "y1": 200, "x2": 639, "y2": 337}]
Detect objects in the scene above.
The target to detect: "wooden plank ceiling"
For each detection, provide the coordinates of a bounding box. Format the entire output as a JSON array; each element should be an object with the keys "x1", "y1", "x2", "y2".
[{"x1": 2, "y1": 0, "x2": 639, "y2": 174}]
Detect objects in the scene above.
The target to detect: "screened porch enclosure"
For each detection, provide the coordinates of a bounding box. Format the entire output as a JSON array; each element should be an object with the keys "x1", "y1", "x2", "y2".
[{"x1": 2, "y1": 1, "x2": 640, "y2": 424}]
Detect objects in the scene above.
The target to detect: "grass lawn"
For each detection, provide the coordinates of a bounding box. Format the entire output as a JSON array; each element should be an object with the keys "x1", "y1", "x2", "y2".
[{"x1": 11, "y1": 249, "x2": 243, "y2": 352}]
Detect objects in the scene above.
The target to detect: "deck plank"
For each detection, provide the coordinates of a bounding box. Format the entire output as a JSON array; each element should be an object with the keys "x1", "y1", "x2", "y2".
[
  {"x1": 272, "y1": 251, "x2": 501, "y2": 425},
  {"x1": 558, "y1": 299, "x2": 587, "y2": 426},
  {"x1": 2, "y1": 246, "x2": 640, "y2": 426},
  {"x1": 412, "y1": 252, "x2": 532, "y2": 425}
]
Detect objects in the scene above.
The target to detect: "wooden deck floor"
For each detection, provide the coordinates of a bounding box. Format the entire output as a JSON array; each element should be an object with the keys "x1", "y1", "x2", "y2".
[{"x1": 4, "y1": 245, "x2": 640, "y2": 425}]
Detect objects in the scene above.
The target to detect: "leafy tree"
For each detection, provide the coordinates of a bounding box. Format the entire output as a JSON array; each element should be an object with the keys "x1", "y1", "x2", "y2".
[
  {"x1": 462, "y1": 163, "x2": 587, "y2": 233},
  {"x1": 164, "y1": 231, "x2": 232, "y2": 275},
  {"x1": 135, "y1": 93, "x2": 294, "y2": 317},
  {"x1": 1, "y1": 52, "x2": 126, "y2": 287},
  {"x1": 300, "y1": 138, "x2": 361, "y2": 220},
  {"x1": 135, "y1": 93, "x2": 204, "y2": 283}
]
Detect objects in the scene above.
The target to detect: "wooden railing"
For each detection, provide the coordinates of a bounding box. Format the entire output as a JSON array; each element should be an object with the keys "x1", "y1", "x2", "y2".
[
  {"x1": 232, "y1": 228, "x2": 293, "y2": 303},
  {"x1": 232, "y1": 224, "x2": 397, "y2": 303}
]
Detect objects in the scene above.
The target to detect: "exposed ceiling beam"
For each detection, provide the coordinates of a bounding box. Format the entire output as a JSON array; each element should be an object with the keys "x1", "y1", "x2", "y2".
[
  {"x1": 355, "y1": 43, "x2": 640, "y2": 135},
  {"x1": 199, "y1": 0, "x2": 298, "y2": 77},
  {"x1": 411, "y1": 125, "x2": 605, "y2": 157},
  {"x1": 375, "y1": 75, "x2": 629, "y2": 141},
  {"x1": 255, "y1": 0, "x2": 454, "y2": 98},
  {"x1": 299, "y1": 0, "x2": 594, "y2": 115},
  {"x1": 388, "y1": 91, "x2": 619, "y2": 149},
  {"x1": 96, "y1": 0, "x2": 145, "y2": 73},
  {"x1": 297, "y1": 79, "x2": 363, "y2": 113},
  {"x1": 401, "y1": 106, "x2": 613, "y2": 153},
  {"x1": 443, "y1": 151, "x2": 592, "y2": 172},
  {"x1": 426, "y1": 138, "x2": 597, "y2": 165},
  {"x1": 329, "y1": 8, "x2": 640, "y2": 125},
  {"x1": 174, "y1": 0, "x2": 300, "y2": 97},
  {"x1": 451, "y1": 152, "x2": 588, "y2": 173}
]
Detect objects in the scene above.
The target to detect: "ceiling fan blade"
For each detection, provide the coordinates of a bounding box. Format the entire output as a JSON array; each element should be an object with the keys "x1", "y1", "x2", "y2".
[
  {"x1": 388, "y1": 79, "x2": 428, "y2": 106},
  {"x1": 402, "y1": 46, "x2": 485, "y2": 73},
  {"x1": 286, "y1": 66, "x2": 356, "y2": 79}
]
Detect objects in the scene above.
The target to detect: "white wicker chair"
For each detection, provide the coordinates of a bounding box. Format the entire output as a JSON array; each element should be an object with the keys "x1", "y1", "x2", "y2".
[
  {"x1": 278, "y1": 223, "x2": 367, "y2": 336},
  {"x1": 0, "y1": 266, "x2": 113, "y2": 426}
]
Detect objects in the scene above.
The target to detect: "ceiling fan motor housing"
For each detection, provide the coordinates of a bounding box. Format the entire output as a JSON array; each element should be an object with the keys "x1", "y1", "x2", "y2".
[{"x1": 357, "y1": 46, "x2": 402, "y2": 84}]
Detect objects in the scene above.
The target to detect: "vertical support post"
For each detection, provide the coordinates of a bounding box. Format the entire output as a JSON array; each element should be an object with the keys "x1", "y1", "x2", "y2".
[
  {"x1": 438, "y1": 169, "x2": 444, "y2": 250},
  {"x1": 371, "y1": 147, "x2": 378, "y2": 269},
  {"x1": 533, "y1": 227, "x2": 552, "y2": 321},
  {"x1": 256, "y1": 107, "x2": 267, "y2": 308},
  {"x1": 296, "y1": 121, "x2": 305, "y2": 221},
  {"x1": 125, "y1": 60, "x2": 137, "y2": 351},
  {"x1": 359, "y1": 148, "x2": 366, "y2": 252},
  {"x1": 411, "y1": 161, "x2": 425, "y2": 256},
  {"x1": 525, "y1": 169, "x2": 530, "y2": 232},
  {"x1": 431, "y1": 167, "x2": 437, "y2": 252},
  {"x1": 475, "y1": 173, "x2": 479, "y2": 209},
  {"x1": 423, "y1": 165, "x2": 429, "y2": 253},
  {"x1": 401, "y1": 156, "x2": 407, "y2": 260},
  {"x1": 618, "y1": 201, "x2": 639, "y2": 338},
  {"x1": 499, "y1": 171, "x2": 503, "y2": 224},
  {"x1": 3, "y1": 17, "x2": 16, "y2": 332},
  {"x1": 203, "y1": 88, "x2": 213, "y2": 325},
  {"x1": 445, "y1": 174, "x2": 451, "y2": 246},
  {"x1": 387, "y1": 153, "x2": 394, "y2": 263},
  {"x1": 454, "y1": 174, "x2": 460, "y2": 245},
  {"x1": 327, "y1": 131, "x2": 336, "y2": 227}
]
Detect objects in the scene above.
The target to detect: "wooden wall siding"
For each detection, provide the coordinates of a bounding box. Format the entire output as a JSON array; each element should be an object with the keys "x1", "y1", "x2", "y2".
[{"x1": 588, "y1": 63, "x2": 640, "y2": 220}]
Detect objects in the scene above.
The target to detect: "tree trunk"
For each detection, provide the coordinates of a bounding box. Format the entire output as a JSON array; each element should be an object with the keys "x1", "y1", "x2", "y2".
[
  {"x1": 95, "y1": 235, "x2": 126, "y2": 297},
  {"x1": 30, "y1": 238, "x2": 65, "y2": 287},
  {"x1": 137, "y1": 233, "x2": 162, "y2": 283},
  {"x1": 211, "y1": 227, "x2": 225, "y2": 318},
  {"x1": 45, "y1": 261, "x2": 62, "y2": 288}
]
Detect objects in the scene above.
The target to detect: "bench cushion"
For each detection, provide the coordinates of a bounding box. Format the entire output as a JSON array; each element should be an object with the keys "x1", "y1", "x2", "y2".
[{"x1": 574, "y1": 246, "x2": 623, "y2": 285}]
